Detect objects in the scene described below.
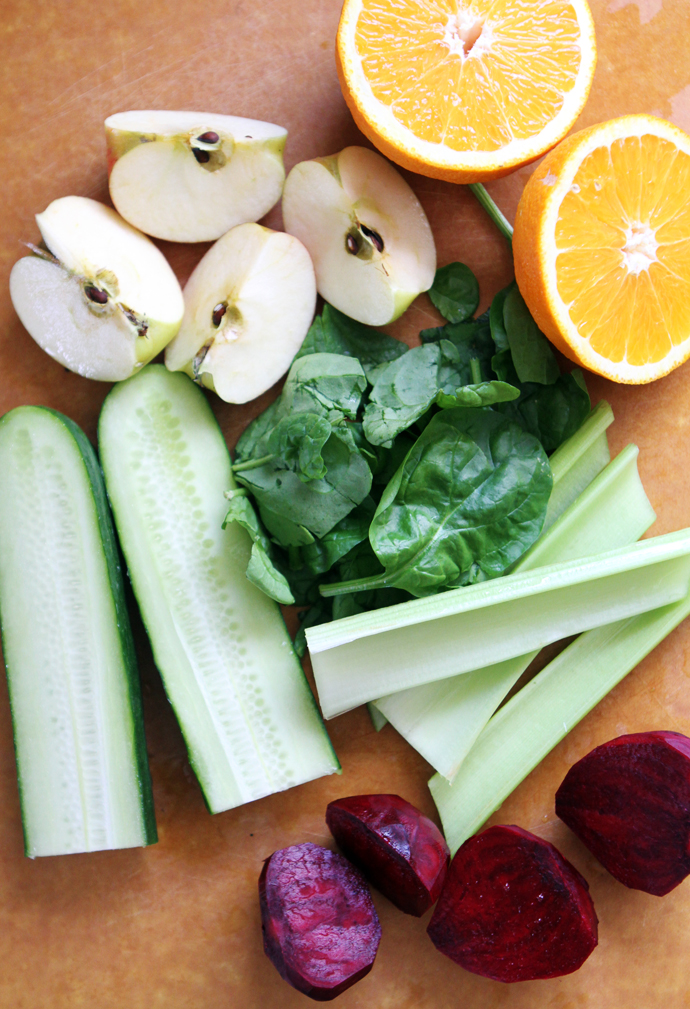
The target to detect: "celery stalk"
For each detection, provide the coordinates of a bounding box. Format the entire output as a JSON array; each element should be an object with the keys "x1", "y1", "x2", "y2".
[
  {"x1": 367, "y1": 702, "x2": 388, "y2": 732},
  {"x1": 375, "y1": 444, "x2": 654, "y2": 779},
  {"x1": 543, "y1": 400, "x2": 612, "y2": 533},
  {"x1": 307, "y1": 528, "x2": 690, "y2": 719},
  {"x1": 430, "y1": 586, "x2": 690, "y2": 854}
]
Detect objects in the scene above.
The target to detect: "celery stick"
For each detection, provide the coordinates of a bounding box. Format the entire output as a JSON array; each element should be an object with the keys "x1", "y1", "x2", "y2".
[
  {"x1": 307, "y1": 528, "x2": 690, "y2": 719},
  {"x1": 367, "y1": 702, "x2": 388, "y2": 732},
  {"x1": 542, "y1": 400, "x2": 612, "y2": 533},
  {"x1": 375, "y1": 444, "x2": 654, "y2": 779},
  {"x1": 430, "y1": 587, "x2": 690, "y2": 853}
]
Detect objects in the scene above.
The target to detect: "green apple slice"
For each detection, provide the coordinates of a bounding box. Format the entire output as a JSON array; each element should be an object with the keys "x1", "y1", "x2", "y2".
[
  {"x1": 9, "y1": 196, "x2": 184, "y2": 382},
  {"x1": 165, "y1": 223, "x2": 316, "y2": 403},
  {"x1": 281, "y1": 146, "x2": 436, "y2": 326},
  {"x1": 106, "y1": 110, "x2": 287, "y2": 242}
]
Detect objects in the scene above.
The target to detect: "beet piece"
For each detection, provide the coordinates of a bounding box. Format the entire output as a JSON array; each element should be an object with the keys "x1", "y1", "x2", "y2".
[
  {"x1": 259, "y1": 842, "x2": 381, "y2": 1001},
  {"x1": 427, "y1": 825, "x2": 598, "y2": 982},
  {"x1": 556, "y1": 730, "x2": 690, "y2": 896},
  {"x1": 326, "y1": 793, "x2": 450, "y2": 916}
]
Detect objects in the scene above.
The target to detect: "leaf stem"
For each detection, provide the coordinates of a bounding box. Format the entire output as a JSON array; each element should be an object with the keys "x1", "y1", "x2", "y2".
[
  {"x1": 231, "y1": 454, "x2": 275, "y2": 473},
  {"x1": 320, "y1": 573, "x2": 390, "y2": 597},
  {"x1": 470, "y1": 357, "x2": 482, "y2": 384},
  {"x1": 469, "y1": 184, "x2": 514, "y2": 245}
]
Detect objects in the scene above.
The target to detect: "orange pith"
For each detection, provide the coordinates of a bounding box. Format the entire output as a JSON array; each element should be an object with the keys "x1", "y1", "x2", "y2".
[
  {"x1": 355, "y1": 0, "x2": 581, "y2": 152},
  {"x1": 513, "y1": 116, "x2": 690, "y2": 384}
]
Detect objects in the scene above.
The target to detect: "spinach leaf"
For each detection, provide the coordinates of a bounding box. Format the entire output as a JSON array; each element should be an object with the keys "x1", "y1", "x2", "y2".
[
  {"x1": 436, "y1": 381, "x2": 520, "y2": 409},
  {"x1": 503, "y1": 286, "x2": 560, "y2": 385},
  {"x1": 494, "y1": 371, "x2": 591, "y2": 454},
  {"x1": 428, "y1": 263, "x2": 480, "y2": 323},
  {"x1": 331, "y1": 541, "x2": 411, "y2": 620},
  {"x1": 294, "y1": 598, "x2": 333, "y2": 657},
  {"x1": 266, "y1": 413, "x2": 331, "y2": 482},
  {"x1": 489, "y1": 283, "x2": 513, "y2": 351},
  {"x1": 296, "y1": 303, "x2": 408, "y2": 379},
  {"x1": 298, "y1": 497, "x2": 376, "y2": 576},
  {"x1": 222, "y1": 490, "x2": 295, "y2": 605},
  {"x1": 368, "y1": 408, "x2": 553, "y2": 596},
  {"x1": 363, "y1": 344, "x2": 443, "y2": 446},
  {"x1": 421, "y1": 314, "x2": 495, "y2": 385}
]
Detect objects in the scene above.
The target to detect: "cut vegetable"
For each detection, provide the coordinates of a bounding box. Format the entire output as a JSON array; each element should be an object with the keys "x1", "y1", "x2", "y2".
[
  {"x1": 308, "y1": 526, "x2": 690, "y2": 719},
  {"x1": 326, "y1": 794, "x2": 450, "y2": 916},
  {"x1": 0, "y1": 406, "x2": 156, "y2": 857},
  {"x1": 556, "y1": 731, "x2": 690, "y2": 896},
  {"x1": 427, "y1": 825, "x2": 598, "y2": 982},
  {"x1": 260, "y1": 842, "x2": 381, "y2": 1001},
  {"x1": 376, "y1": 442, "x2": 654, "y2": 780},
  {"x1": 98, "y1": 366, "x2": 339, "y2": 813},
  {"x1": 430, "y1": 587, "x2": 690, "y2": 854}
]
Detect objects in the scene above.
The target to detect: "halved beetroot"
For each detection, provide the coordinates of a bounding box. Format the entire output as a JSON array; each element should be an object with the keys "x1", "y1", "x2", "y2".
[
  {"x1": 556, "y1": 730, "x2": 690, "y2": 896},
  {"x1": 326, "y1": 794, "x2": 450, "y2": 916},
  {"x1": 259, "y1": 842, "x2": 381, "y2": 1001},
  {"x1": 427, "y1": 825, "x2": 598, "y2": 982}
]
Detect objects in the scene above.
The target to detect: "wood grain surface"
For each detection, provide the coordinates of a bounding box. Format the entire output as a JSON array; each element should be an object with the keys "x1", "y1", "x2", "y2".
[{"x1": 1, "y1": 0, "x2": 690, "y2": 1006}]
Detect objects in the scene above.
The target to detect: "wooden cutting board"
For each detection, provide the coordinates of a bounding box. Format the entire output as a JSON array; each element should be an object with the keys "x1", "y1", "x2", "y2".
[{"x1": 1, "y1": 0, "x2": 690, "y2": 1005}]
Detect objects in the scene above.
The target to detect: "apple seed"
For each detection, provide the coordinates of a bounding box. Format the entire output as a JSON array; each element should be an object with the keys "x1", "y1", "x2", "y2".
[
  {"x1": 197, "y1": 131, "x2": 220, "y2": 145},
  {"x1": 212, "y1": 302, "x2": 227, "y2": 327},
  {"x1": 360, "y1": 224, "x2": 384, "y2": 253},
  {"x1": 84, "y1": 284, "x2": 109, "y2": 305},
  {"x1": 346, "y1": 233, "x2": 359, "y2": 255},
  {"x1": 193, "y1": 149, "x2": 211, "y2": 164}
]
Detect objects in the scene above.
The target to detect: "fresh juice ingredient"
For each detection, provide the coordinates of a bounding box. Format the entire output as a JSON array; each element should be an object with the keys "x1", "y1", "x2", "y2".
[
  {"x1": 326, "y1": 793, "x2": 450, "y2": 916},
  {"x1": 164, "y1": 223, "x2": 316, "y2": 403},
  {"x1": 514, "y1": 114, "x2": 690, "y2": 383},
  {"x1": 282, "y1": 146, "x2": 436, "y2": 325},
  {"x1": 259, "y1": 842, "x2": 381, "y2": 1001},
  {"x1": 336, "y1": 0, "x2": 597, "y2": 183},
  {"x1": 98, "y1": 366, "x2": 339, "y2": 814},
  {"x1": 427, "y1": 825, "x2": 598, "y2": 981},
  {"x1": 556, "y1": 730, "x2": 690, "y2": 895},
  {"x1": 0, "y1": 406, "x2": 156, "y2": 857},
  {"x1": 106, "y1": 110, "x2": 286, "y2": 242},
  {"x1": 9, "y1": 196, "x2": 184, "y2": 381}
]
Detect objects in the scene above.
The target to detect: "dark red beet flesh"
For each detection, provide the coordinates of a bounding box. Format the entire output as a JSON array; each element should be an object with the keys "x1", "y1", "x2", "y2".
[
  {"x1": 326, "y1": 794, "x2": 450, "y2": 916},
  {"x1": 259, "y1": 842, "x2": 381, "y2": 1001},
  {"x1": 556, "y1": 730, "x2": 690, "y2": 896},
  {"x1": 427, "y1": 825, "x2": 598, "y2": 982}
]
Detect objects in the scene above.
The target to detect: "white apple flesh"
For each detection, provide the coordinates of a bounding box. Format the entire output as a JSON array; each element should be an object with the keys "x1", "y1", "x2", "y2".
[
  {"x1": 106, "y1": 110, "x2": 287, "y2": 243},
  {"x1": 165, "y1": 223, "x2": 316, "y2": 403},
  {"x1": 281, "y1": 146, "x2": 436, "y2": 326},
  {"x1": 9, "y1": 196, "x2": 184, "y2": 382}
]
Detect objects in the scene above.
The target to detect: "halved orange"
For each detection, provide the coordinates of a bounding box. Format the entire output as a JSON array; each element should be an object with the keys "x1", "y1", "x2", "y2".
[
  {"x1": 513, "y1": 115, "x2": 690, "y2": 385},
  {"x1": 336, "y1": 0, "x2": 597, "y2": 183}
]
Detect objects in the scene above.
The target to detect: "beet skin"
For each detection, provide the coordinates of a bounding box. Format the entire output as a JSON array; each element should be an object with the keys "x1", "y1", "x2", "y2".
[
  {"x1": 556, "y1": 730, "x2": 690, "y2": 896},
  {"x1": 427, "y1": 825, "x2": 598, "y2": 982},
  {"x1": 259, "y1": 842, "x2": 381, "y2": 1001},
  {"x1": 326, "y1": 794, "x2": 450, "y2": 916}
]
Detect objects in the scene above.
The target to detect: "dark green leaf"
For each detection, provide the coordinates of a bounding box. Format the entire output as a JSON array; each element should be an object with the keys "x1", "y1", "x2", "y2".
[
  {"x1": 503, "y1": 286, "x2": 560, "y2": 385},
  {"x1": 368, "y1": 408, "x2": 553, "y2": 596},
  {"x1": 222, "y1": 492, "x2": 295, "y2": 604},
  {"x1": 294, "y1": 598, "x2": 333, "y2": 657},
  {"x1": 489, "y1": 283, "x2": 514, "y2": 352},
  {"x1": 331, "y1": 541, "x2": 410, "y2": 619},
  {"x1": 296, "y1": 304, "x2": 408, "y2": 379},
  {"x1": 428, "y1": 263, "x2": 480, "y2": 323},
  {"x1": 298, "y1": 497, "x2": 376, "y2": 576},
  {"x1": 363, "y1": 344, "x2": 443, "y2": 446},
  {"x1": 267, "y1": 413, "x2": 331, "y2": 482},
  {"x1": 495, "y1": 371, "x2": 591, "y2": 454},
  {"x1": 423, "y1": 315, "x2": 496, "y2": 386}
]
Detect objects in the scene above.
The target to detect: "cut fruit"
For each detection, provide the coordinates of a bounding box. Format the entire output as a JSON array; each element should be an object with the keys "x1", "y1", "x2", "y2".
[
  {"x1": 0, "y1": 406, "x2": 156, "y2": 857},
  {"x1": 106, "y1": 110, "x2": 286, "y2": 243},
  {"x1": 98, "y1": 366, "x2": 339, "y2": 813},
  {"x1": 282, "y1": 146, "x2": 435, "y2": 325},
  {"x1": 164, "y1": 223, "x2": 316, "y2": 403},
  {"x1": 10, "y1": 196, "x2": 183, "y2": 382},
  {"x1": 514, "y1": 115, "x2": 690, "y2": 384},
  {"x1": 336, "y1": 0, "x2": 597, "y2": 183}
]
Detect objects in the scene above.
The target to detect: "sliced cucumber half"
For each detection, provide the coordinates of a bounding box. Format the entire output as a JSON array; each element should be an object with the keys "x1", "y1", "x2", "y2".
[
  {"x1": 98, "y1": 366, "x2": 339, "y2": 813},
  {"x1": 0, "y1": 406, "x2": 157, "y2": 857}
]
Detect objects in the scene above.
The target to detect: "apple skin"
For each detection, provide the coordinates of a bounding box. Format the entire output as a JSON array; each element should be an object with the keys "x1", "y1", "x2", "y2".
[{"x1": 105, "y1": 110, "x2": 287, "y2": 243}]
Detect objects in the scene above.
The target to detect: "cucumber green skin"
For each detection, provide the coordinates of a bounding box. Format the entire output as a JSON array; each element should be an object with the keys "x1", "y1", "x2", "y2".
[
  {"x1": 0, "y1": 406, "x2": 157, "y2": 853},
  {"x1": 98, "y1": 366, "x2": 339, "y2": 813}
]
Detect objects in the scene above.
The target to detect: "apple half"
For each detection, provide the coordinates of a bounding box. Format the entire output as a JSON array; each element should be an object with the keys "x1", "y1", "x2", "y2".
[
  {"x1": 282, "y1": 146, "x2": 436, "y2": 326},
  {"x1": 165, "y1": 223, "x2": 316, "y2": 403},
  {"x1": 10, "y1": 196, "x2": 184, "y2": 382},
  {"x1": 106, "y1": 110, "x2": 287, "y2": 243}
]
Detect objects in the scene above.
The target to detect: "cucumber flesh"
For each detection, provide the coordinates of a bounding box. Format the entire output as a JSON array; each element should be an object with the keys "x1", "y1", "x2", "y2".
[
  {"x1": 98, "y1": 366, "x2": 339, "y2": 813},
  {"x1": 0, "y1": 407, "x2": 156, "y2": 857}
]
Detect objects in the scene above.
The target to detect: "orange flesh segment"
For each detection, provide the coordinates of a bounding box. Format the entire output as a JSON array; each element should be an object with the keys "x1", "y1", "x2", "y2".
[
  {"x1": 354, "y1": 0, "x2": 582, "y2": 151},
  {"x1": 555, "y1": 135, "x2": 690, "y2": 367}
]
